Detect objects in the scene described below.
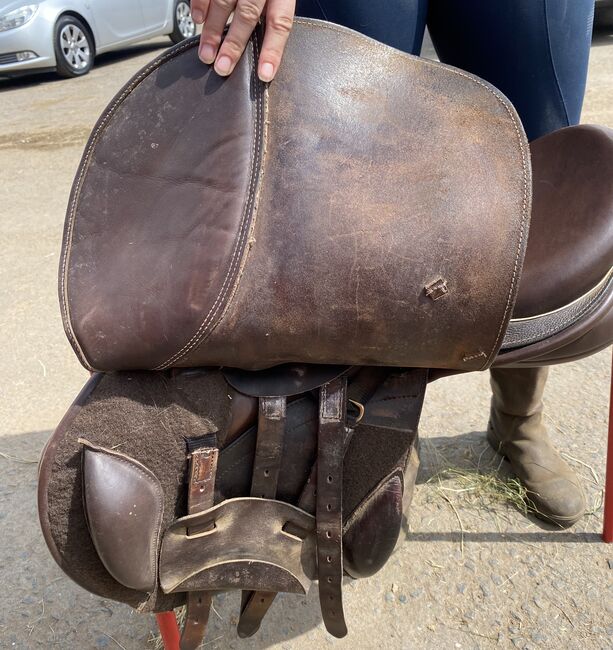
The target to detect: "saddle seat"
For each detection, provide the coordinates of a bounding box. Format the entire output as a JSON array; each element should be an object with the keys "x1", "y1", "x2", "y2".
[{"x1": 499, "y1": 124, "x2": 613, "y2": 365}]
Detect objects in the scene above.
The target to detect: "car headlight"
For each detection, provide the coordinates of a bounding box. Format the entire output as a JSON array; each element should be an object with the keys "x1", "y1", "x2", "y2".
[{"x1": 0, "y1": 4, "x2": 39, "y2": 33}]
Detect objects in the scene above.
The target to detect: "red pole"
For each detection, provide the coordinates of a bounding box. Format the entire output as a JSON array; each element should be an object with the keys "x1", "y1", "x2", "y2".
[
  {"x1": 603, "y1": 352, "x2": 613, "y2": 543},
  {"x1": 156, "y1": 611, "x2": 181, "y2": 650}
]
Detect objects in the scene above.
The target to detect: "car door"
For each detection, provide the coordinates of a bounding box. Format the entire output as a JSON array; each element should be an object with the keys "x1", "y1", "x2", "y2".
[
  {"x1": 90, "y1": 0, "x2": 147, "y2": 47},
  {"x1": 139, "y1": 0, "x2": 172, "y2": 32}
]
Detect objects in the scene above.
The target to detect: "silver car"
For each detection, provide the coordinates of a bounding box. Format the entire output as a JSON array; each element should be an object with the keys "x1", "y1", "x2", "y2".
[{"x1": 0, "y1": 0, "x2": 195, "y2": 78}]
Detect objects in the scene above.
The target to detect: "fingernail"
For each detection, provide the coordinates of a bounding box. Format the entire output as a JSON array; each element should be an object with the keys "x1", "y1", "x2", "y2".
[
  {"x1": 200, "y1": 43, "x2": 216, "y2": 64},
  {"x1": 259, "y1": 62, "x2": 275, "y2": 82},
  {"x1": 191, "y1": 9, "x2": 204, "y2": 23},
  {"x1": 215, "y1": 55, "x2": 232, "y2": 75}
]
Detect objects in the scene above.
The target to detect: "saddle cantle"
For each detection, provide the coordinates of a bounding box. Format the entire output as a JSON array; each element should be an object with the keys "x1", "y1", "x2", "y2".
[{"x1": 40, "y1": 18, "x2": 612, "y2": 648}]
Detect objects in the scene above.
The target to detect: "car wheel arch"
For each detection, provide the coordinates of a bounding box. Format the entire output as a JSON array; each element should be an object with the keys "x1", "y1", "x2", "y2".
[{"x1": 55, "y1": 11, "x2": 97, "y2": 56}]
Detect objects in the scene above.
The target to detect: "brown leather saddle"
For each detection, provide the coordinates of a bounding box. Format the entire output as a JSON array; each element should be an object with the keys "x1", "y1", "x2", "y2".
[{"x1": 39, "y1": 19, "x2": 613, "y2": 649}]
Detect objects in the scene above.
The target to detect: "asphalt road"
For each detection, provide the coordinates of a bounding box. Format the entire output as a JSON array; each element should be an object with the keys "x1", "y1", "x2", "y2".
[{"x1": 0, "y1": 28, "x2": 612, "y2": 650}]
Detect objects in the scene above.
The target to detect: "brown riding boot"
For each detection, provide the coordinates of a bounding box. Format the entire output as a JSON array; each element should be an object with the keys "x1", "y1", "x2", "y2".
[{"x1": 488, "y1": 367, "x2": 586, "y2": 527}]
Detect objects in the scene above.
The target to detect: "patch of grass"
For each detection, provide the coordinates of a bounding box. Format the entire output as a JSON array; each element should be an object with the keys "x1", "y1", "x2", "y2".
[{"x1": 427, "y1": 467, "x2": 536, "y2": 517}]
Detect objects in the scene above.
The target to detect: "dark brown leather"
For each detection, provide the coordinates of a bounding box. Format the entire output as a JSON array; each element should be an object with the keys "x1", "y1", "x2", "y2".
[
  {"x1": 181, "y1": 445, "x2": 218, "y2": 650},
  {"x1": 181, "y1": 593, "x2": 211, "y2": 650},
  {"x1": 496, "y1": 279, "x2": 613, "y2": 367},
  {"x1": 250, "y1": 396, "x2": 286, "y2": 498},
  {"x1": 316, "y1": 377, "x2": 349, "y2": 638},
  {"x1": 514, "y1": 125, "x2": 613, "y2": 318},
  {"x1": 60, "y1": 33, "x2": 266, "y2": 371},
  {"x1": 238, "y1": 396, "x2": 287, "y2": 635},
  {"x1": 60, "y1": 20, "x2": 531, "y2": 373},
  {"x1": 81, "y1": 441, "x2": 164, "y2": 593},
  {"x1": 39, "y1": 367, "x2": 423, "y2": 638},
  {"x1": 187, "y1": 447, "x2": 218, "y2": 514},
  {"x1": 343, "y1": 471, "x2": 404, "y2": 579},
  {"x1": 181, "y1": 20, "x2": 530, "y2": 372},
  {"x1": 216, "y1": 395, "x2": 317, "y2": 504},
  {"x1": 223, "y1": 364, "x2": 350, "y2": 397},
  {"x1": 237, "y1": 591, "x2": 277, "y2": 638},
  {"x1": 239, "y1": 400, "x2": 361, "y2": 637},
  {"x1": 42, "y1": 15, "x2": 613, "y2": 647}
]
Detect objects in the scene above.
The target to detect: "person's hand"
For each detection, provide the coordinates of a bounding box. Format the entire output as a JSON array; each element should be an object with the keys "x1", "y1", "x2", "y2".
[{"x1": 190, "y1": 0, "x2": 296, "y2": 82}]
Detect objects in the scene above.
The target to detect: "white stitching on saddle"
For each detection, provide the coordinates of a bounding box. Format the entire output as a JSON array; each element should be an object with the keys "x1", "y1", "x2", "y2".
[
  {"x1": 59, "y1": 38, "x2": 199, "y2": 371},
  {"x1": 154, "y1": 34, "x2": 266, "y2": 370},
  {"x1": 80, "y1": 441, "x2": 165, "y2": 598},
  {"x1": 295, "y1": 19, "x2": 532, "y2": 371},
  {"x1": 62, "y1": 22, "x2": 530, "y2": 372}
]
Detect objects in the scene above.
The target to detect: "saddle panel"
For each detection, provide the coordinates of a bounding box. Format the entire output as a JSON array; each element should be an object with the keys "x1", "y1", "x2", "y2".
[
  {"x1": 38, "y1": 367, "x2": 422, "y2": 617},
  {"x1": 60, "y1": 19, "x2": 531, "y2": 373}
]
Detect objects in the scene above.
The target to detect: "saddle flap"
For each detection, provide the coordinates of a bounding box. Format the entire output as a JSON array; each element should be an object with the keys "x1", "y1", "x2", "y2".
[
  {"x1": 60, "y1": 20, "x2": 531, "y2": 374},
  {"x1": 159, "y1": 497, "x2": 316, "y2": 594}
]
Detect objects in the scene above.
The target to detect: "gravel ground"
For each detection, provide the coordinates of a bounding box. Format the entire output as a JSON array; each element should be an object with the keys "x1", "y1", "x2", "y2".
[{"x1": 0, "y1": 27, "x2": 612, "y2": 650}]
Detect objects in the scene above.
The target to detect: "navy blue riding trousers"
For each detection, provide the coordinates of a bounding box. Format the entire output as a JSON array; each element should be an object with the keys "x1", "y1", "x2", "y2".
[{"x1": 296, "y1": 0, "x2": 595, "y2": 142}]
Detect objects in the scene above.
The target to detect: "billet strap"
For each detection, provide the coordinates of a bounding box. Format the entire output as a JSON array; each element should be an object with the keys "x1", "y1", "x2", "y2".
[
  {"x1": 317, "y1": 376, "x2": 349, "y2": 638},
  {"x1": 238, "y1": 396, "x2": 287, "y2": 638},
  {"x1": 239, "y1": 418, "x2": 354, "y2": 638},
  {"x1": 250, "y1": 396, "x2": 287, "y2": 498},
  {"x1": 180, "y1": 441, "x2": 218, "y2": 650},
  {"x1": 237, "y1": 590, "x2": 277, "y2": 638},
  {"x1": 298, "y1": 423, "x2": 354, "y2": 516}
]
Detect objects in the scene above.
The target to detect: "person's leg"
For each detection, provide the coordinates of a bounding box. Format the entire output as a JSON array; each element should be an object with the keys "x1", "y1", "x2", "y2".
[
  {"x1": 428, "y1": 0, "x2": 594, "y2": 526},
  {"x1": 296, "y1": 0, "x2": 428, "y2": 55},
  {"x1": 427, "y1": 0, "x2": 594, "y2": 140}
]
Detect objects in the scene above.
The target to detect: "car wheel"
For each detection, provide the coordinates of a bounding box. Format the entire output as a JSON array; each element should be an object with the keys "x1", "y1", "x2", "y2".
[
  {"x1": 54, "y1": 15, "x2": 94, "y2": 78},
  {"x1": 170, "y1": 0, "x2": 196, "y2": 44}
]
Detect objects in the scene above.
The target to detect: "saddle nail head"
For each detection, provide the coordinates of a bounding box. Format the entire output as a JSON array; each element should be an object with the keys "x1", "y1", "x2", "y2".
[{"x1": 424, "y1": 278, "x2": 449, "y2": 301}]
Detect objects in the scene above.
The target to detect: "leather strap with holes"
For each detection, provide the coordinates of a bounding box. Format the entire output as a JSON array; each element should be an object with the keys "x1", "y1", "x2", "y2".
[
  {"x1": 316, "y1": 377, "x2": 349, "y2": 638},
  {"x1": 180, "y1": 446, "x2": 218, "y2": 650},
  {"x1": 250, "y1": 396, "x2": 286, "y2": 498},
  {"x1": 237, "y1": 396, "x2": 287, "y2": 638}
]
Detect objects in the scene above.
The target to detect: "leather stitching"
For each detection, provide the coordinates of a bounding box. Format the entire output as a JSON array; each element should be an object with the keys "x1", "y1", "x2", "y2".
[
  {"x1": 82, "y1": 442, "x2": 164, "y2": 596},
  {"x1": 59, "y1": 38, "x2": 200, "y2": 371},
  {"x1": 294, "y1": 19, "x2": 532, "y2": 371},
  {"x1": 155, "y1": 34, "x2": 266, "y2": 369},
  {"x1": 505, "y1": 272, "x2": 612, "y2": 346}
]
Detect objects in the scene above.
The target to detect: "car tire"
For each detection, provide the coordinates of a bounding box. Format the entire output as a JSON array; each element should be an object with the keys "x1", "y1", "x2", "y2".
[
  {"x1": 54, "y1": 15, "x2": 94, "y2": 78},
  {"x1": 170, "y1": 0, "x2": 196, "y2": 44}
]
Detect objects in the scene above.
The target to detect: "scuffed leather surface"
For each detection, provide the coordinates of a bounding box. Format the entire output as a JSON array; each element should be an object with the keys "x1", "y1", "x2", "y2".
[
  {"x1": 160, "y1": 497, "x2": 316, "y2": 594},
  {"x1": 188, "y1": 19, "x2": 531, "y2": 372},
  {"x1": 60, "y1": 36, "x2": 264, "y2": 370},
  {"x1": 38, "y1": 367, "x2": 422, "y2": 612},
  {"x1": 61, "y1": 20, "x2": 530, "y2": 373}
]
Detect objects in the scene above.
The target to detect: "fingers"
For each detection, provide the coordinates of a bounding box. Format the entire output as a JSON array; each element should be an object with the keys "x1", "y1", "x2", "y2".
[
  {"x1": 214, "y1": 0, "x2": 266, "y2": 76},
  {"x1": 190, "y1": 0, "x2": 210, "y2": 25},
  {"x1": 198, "y1": 0, "x2": 236, "y2": 65},
  {"x1": 259, "y1": 0, "x2": 295, "y2": 81},
  {"x1": 193, "y1": 0, "x2": 296, "y2": 82}
]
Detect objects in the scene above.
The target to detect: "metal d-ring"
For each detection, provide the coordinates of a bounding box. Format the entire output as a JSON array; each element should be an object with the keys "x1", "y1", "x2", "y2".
[{"x1": 348, "y1": 399, "x2": 365, "y2": 425}]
